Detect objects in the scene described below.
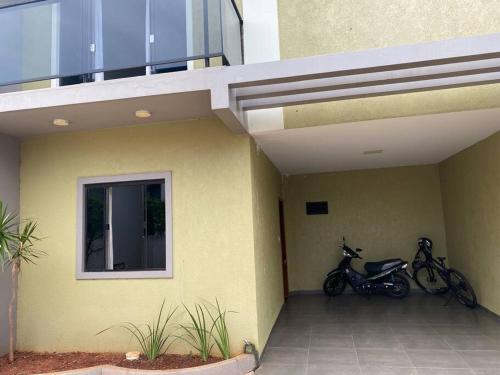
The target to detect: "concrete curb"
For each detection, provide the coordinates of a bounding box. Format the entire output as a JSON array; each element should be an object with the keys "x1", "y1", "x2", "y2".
[{"x1": 33, "y1": 354, "x2": 256, "y2": 375}]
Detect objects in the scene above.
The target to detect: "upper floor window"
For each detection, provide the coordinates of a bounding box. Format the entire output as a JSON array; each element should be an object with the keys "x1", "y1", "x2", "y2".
[{"x1": 76, "y1": 172, "x2": 172, "y2": 279}]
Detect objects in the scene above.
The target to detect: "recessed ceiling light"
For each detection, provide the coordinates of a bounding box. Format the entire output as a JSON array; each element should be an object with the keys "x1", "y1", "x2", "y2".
[
  {"x1": 363, "y1": 149, "x2": 384, "y2": 155},
  {"x1": 135, "y1": 109, "x2": 152, "y2": 119},
  {"x1": 53, "y1": 118, "x2": 70, "y2": 127}
]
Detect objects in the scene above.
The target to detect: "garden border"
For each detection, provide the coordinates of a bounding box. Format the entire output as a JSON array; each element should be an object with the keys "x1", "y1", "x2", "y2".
[{"x1": 32, "y1": 354, "x2": 256, "y2": 375}]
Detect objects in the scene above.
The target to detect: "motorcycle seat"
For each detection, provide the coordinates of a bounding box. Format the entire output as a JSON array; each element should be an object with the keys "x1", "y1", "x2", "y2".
[{"x1": 364, "y1": 259, "x2": 405, "y2": 274}]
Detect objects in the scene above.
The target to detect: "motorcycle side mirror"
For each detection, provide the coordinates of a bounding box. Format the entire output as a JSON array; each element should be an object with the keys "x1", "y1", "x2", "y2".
[{"x1": 356, "y1": 248, "x2": 363, "y2": 252}]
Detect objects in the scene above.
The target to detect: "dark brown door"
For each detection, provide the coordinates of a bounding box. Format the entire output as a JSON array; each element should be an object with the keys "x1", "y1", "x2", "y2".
[{"x1": 279, "y1": 200, "x2": 289, "y2": 299}]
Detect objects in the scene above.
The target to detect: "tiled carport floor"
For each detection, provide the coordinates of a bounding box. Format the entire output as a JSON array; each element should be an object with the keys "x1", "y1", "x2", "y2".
[{"x1": 257, "y1": 293, "x2": 500, "y2": 375}]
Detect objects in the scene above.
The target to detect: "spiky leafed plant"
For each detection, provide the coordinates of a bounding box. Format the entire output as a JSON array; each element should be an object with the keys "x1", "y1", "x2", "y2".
[
  {"x1": 205, "y1": 299, "x2": 235, "y2": 360},
  {"x1": 97, "y1": 300, "x2": 178, "y2": 361},
  {"x1": 178, "y1": 304, "x2": 214, "y2": 361},
  {"x1": 0, "y1": 201, "x2": 44, "y2": 363}
]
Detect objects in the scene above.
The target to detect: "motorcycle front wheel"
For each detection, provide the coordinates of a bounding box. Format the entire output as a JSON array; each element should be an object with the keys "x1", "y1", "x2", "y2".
[
  {"x1": 323, "y1": 273, "x2": 346, "y2": 297},
  {"x1": 385, "y1": 274, "x2": 410, "y2": 298}
]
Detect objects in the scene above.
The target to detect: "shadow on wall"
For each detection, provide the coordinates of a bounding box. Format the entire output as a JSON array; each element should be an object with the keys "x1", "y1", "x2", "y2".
[{"x1": 283, "y1": 164, "x2": 448, "y2": 293}]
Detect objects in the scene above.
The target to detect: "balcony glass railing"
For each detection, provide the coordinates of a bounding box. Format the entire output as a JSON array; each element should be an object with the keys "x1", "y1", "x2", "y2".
[{"x1": 0, "y1": 0, "x2": 243, "y2": 88}]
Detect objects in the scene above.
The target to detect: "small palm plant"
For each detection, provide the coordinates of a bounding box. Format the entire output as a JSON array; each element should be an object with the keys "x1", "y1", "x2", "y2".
[
  {"x1": 97, "y1": 300, "x2": 178, "y2": 361},
  {"x1": 0, "y1": 201, "x2": 44, "y2": 363}
]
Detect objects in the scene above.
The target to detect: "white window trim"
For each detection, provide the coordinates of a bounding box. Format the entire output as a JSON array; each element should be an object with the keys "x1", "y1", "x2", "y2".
[{"x1": 76, "y1": 171, "x2": 173, "y2": 280}]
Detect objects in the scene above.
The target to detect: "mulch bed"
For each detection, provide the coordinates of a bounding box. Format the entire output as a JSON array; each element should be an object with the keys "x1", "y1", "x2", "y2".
[{"x1": 0, "y1": 352, "x2": 222, "y2": 375}]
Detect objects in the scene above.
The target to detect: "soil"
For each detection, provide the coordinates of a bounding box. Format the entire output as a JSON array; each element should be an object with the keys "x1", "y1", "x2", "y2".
[{"x1": 0, "y1": 352, "x2": 222, "y2": 375}]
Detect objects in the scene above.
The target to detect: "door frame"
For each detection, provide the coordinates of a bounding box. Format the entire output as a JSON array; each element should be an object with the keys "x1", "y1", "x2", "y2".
[{"x1": 278, "y1": 199, "x2": 289, "y2": 299}]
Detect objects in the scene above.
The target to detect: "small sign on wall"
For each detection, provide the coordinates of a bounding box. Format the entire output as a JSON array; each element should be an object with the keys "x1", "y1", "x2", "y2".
[{"x1": 306, "y1": 201, "x2": 328, "y2": 215}]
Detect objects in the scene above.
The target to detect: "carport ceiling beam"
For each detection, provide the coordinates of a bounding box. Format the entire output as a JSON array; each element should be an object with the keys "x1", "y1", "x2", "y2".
[{"x1": 226, "y1": 33, "x2": 500, "y2": 112}]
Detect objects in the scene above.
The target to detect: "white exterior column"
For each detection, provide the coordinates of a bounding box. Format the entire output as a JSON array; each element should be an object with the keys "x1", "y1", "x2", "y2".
[{"x1": 242, "y1": 0, "x2": 284, "y2": 133}]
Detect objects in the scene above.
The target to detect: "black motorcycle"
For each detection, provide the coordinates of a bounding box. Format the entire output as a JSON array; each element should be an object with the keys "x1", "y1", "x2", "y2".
[{"x1": 323, "y1": 237, "x2": 411, "y2": 298}]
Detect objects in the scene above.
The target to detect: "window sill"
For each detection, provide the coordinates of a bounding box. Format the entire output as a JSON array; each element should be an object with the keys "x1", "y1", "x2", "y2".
[{"x1": 76, "y1": 270, "x2": 173, "y2": 280}]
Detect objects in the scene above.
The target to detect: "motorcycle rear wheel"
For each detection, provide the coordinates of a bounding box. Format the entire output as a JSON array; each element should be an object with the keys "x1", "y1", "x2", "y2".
[
  {"x1": 385, "y1": 274, "x2": 410, "y2": 299},
  {"x1": 323, "y1": 273, "x2": 346, "y2": 297}
]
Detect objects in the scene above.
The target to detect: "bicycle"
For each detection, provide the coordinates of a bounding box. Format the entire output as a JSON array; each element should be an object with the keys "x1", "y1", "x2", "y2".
[{"x1": 412, "y1": 237, "x2": 477, "y2": 308}]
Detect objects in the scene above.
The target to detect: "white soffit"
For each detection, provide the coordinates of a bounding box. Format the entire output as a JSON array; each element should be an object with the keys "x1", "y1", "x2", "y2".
[{"x1": 253, "y1": 108, "x2": 500, "y2": 175}]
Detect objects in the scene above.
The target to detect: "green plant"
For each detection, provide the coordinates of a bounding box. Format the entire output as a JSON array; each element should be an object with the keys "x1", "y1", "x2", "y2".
[
  {"x1": 97, "y1": 300, "x2": 178, "y2": 361},
  {"x1": 0, "y1": 201, "x2": 44, "y2": 364},
  {"x1": 206, "y1": 299, "x2": 234, "y2": 360},
  {"x1": 178, "y1": 304, "x2": 213, "y2": 361}
]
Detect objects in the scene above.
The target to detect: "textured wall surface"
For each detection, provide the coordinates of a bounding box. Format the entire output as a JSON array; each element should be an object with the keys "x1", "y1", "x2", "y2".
[
  {"x1": 0, "y1": 134, "x2": 20, "y2": 355},
  {"x1": 440, "y1": 132, "x2": 500, "y2": 314},
  {"x1": 17, "y1": 119, "x2": 262, "y2": 354},
  {"x1": 283, "y1": 165, "x2": 448, "y2": 292},
  {"x1": 250, "y1": 139, "x2": 283, "y2": 351},
  {"x1": 277, "y1": 0, "x2": 500, "y2": 128}
]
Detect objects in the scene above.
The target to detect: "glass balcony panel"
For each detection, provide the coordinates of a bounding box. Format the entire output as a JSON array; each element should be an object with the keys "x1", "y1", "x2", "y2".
[
  {"x1": 100, "y1": 0, "x2": 147, "y2": 79},
  {"x1": 0, "y1": 1, "x2": 54, "y2": 85},
  {"x1": 150, "y1": 0, "x2": 188, "y2": 73},
  {"x1": 0, "y1": 0, "x2": 242, "y2": 88},
  {"x1": 221, "y1": 0, "x2": 242, "y2": 65}
]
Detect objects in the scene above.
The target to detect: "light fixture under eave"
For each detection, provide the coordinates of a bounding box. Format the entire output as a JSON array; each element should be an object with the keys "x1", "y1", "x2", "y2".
[
  {"x1": 53, "y1": 118, "x2": 70, "y2": 127},
  {"x1": 135, "y1": 109, "x2": 152, "y2": 119},
  {"x1": 363, "y1": 149, "x2": 384, "y2": 155}
]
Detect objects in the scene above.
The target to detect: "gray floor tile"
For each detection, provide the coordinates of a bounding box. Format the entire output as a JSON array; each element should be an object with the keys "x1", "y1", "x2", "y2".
[
  {"x1": 311, "y1": 323, "x2": 353, "y2": 335},
  {"x1": 353, "y1": 334, "x2": 402, "y2": 349},
  {"x1": 457, "y1": 350, "x2": 500, "y2": 369},
  {"x1": 310, "y1": 334, "x2": 354, "y2": 348},
  {"x1": 262, "y1": 295, "x2": 500, "y2": 374},
  {"x1": 350, "y1": 323, "x2": 392, "y2": 334},
  {"x1": 442, "y1": 335, "x2": 499, "y2": 350},
  {"x1": 262, "y1": 347, "x2": 308, "y2": 365},
  {"x1": 415, "y1": 369, "x2": 475, "y2": 375},
  {"x1": 267, "y1": 333, "x2": 311, "y2": 348},
  {"x1": 406, "y1": 349, "x2": 469, "y2": 368},
  {"x1": 473, "y1": 370, "x2": 500, "y2": 375},
  {"x1": 308, "y1": 348, "x2": 358, "y2": 365},
  {"x1": 256, "y1": 363, "x2": 307, "y2": 375},
  {"x1": 432, "y1": 325, "x2": 485, "y2": 335},
  {"x1": 391, "y1": 324, "x2": 439, "y2": 335},
  {"x1": 357, "y1": 348, "x2": 413, "y2": 367},
  {"x1": 359, "y1": 364, "x2": 418, "y2": 374},
  {"x1": 396, "y1": 335, "x2": 452, "y2": 350},
  {"x1": 307, "y1": 364, "x2": 361, "y2": 375}
]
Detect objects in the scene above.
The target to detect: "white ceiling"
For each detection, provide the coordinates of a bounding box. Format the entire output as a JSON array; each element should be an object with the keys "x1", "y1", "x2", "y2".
[
  {"x1": 0, "y1": 91, "x2": 214, "y2": 138},
  {"x1": 253, "y1": 108, "x2": 500, "y2": 175}
]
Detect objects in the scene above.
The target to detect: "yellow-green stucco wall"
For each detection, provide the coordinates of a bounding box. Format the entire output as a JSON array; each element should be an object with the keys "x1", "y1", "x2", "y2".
[
  {"x1": 277, "y1": 0, "x2": 500, "y2": 128},
  {"x1": 283, "y1": 165, "x2": 448, "y2": 292},
  {"x1": 440, "y1": 132, "x2": 500, "y2": 314},
  {"x1": 17, "y1": 119, "x2": 266, "y2": 354},
  {"x1": 250, "y1": 140, "x2": 284, "y2": 350}
]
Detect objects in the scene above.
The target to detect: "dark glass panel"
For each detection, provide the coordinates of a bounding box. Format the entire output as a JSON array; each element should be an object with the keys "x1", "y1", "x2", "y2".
[
  {"x1": 146, "y1": 183, "x2": 166, "y2": 269},
  {"x1": 111, "y1": 184, "x2": 145, "y2": 270},
  {"x1": 101, "y1": 0, "x2": 147, "y2": 79},
  {"x1": 85, "y1": 186, "x2": 106, "y2": 271}
]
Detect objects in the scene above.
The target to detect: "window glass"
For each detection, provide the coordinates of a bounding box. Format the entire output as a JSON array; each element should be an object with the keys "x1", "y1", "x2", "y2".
[{"x1": 84, "y1": 180, "x2": 166, "y2": 272}]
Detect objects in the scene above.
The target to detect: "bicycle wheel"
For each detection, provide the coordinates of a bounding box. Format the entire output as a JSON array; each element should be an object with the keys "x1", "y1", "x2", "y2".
[
  {"x1": 448, "y1": 269, "x2": 477, "y2": 308},
  {"x1": 413, "y1": 265, "x2": 449, "y2": 294}
]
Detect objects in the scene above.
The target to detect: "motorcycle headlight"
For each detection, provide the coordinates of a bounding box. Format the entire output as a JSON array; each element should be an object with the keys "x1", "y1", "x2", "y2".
[{"x1": 343, "y1": 250, "x2": 350, "y2": 257}]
